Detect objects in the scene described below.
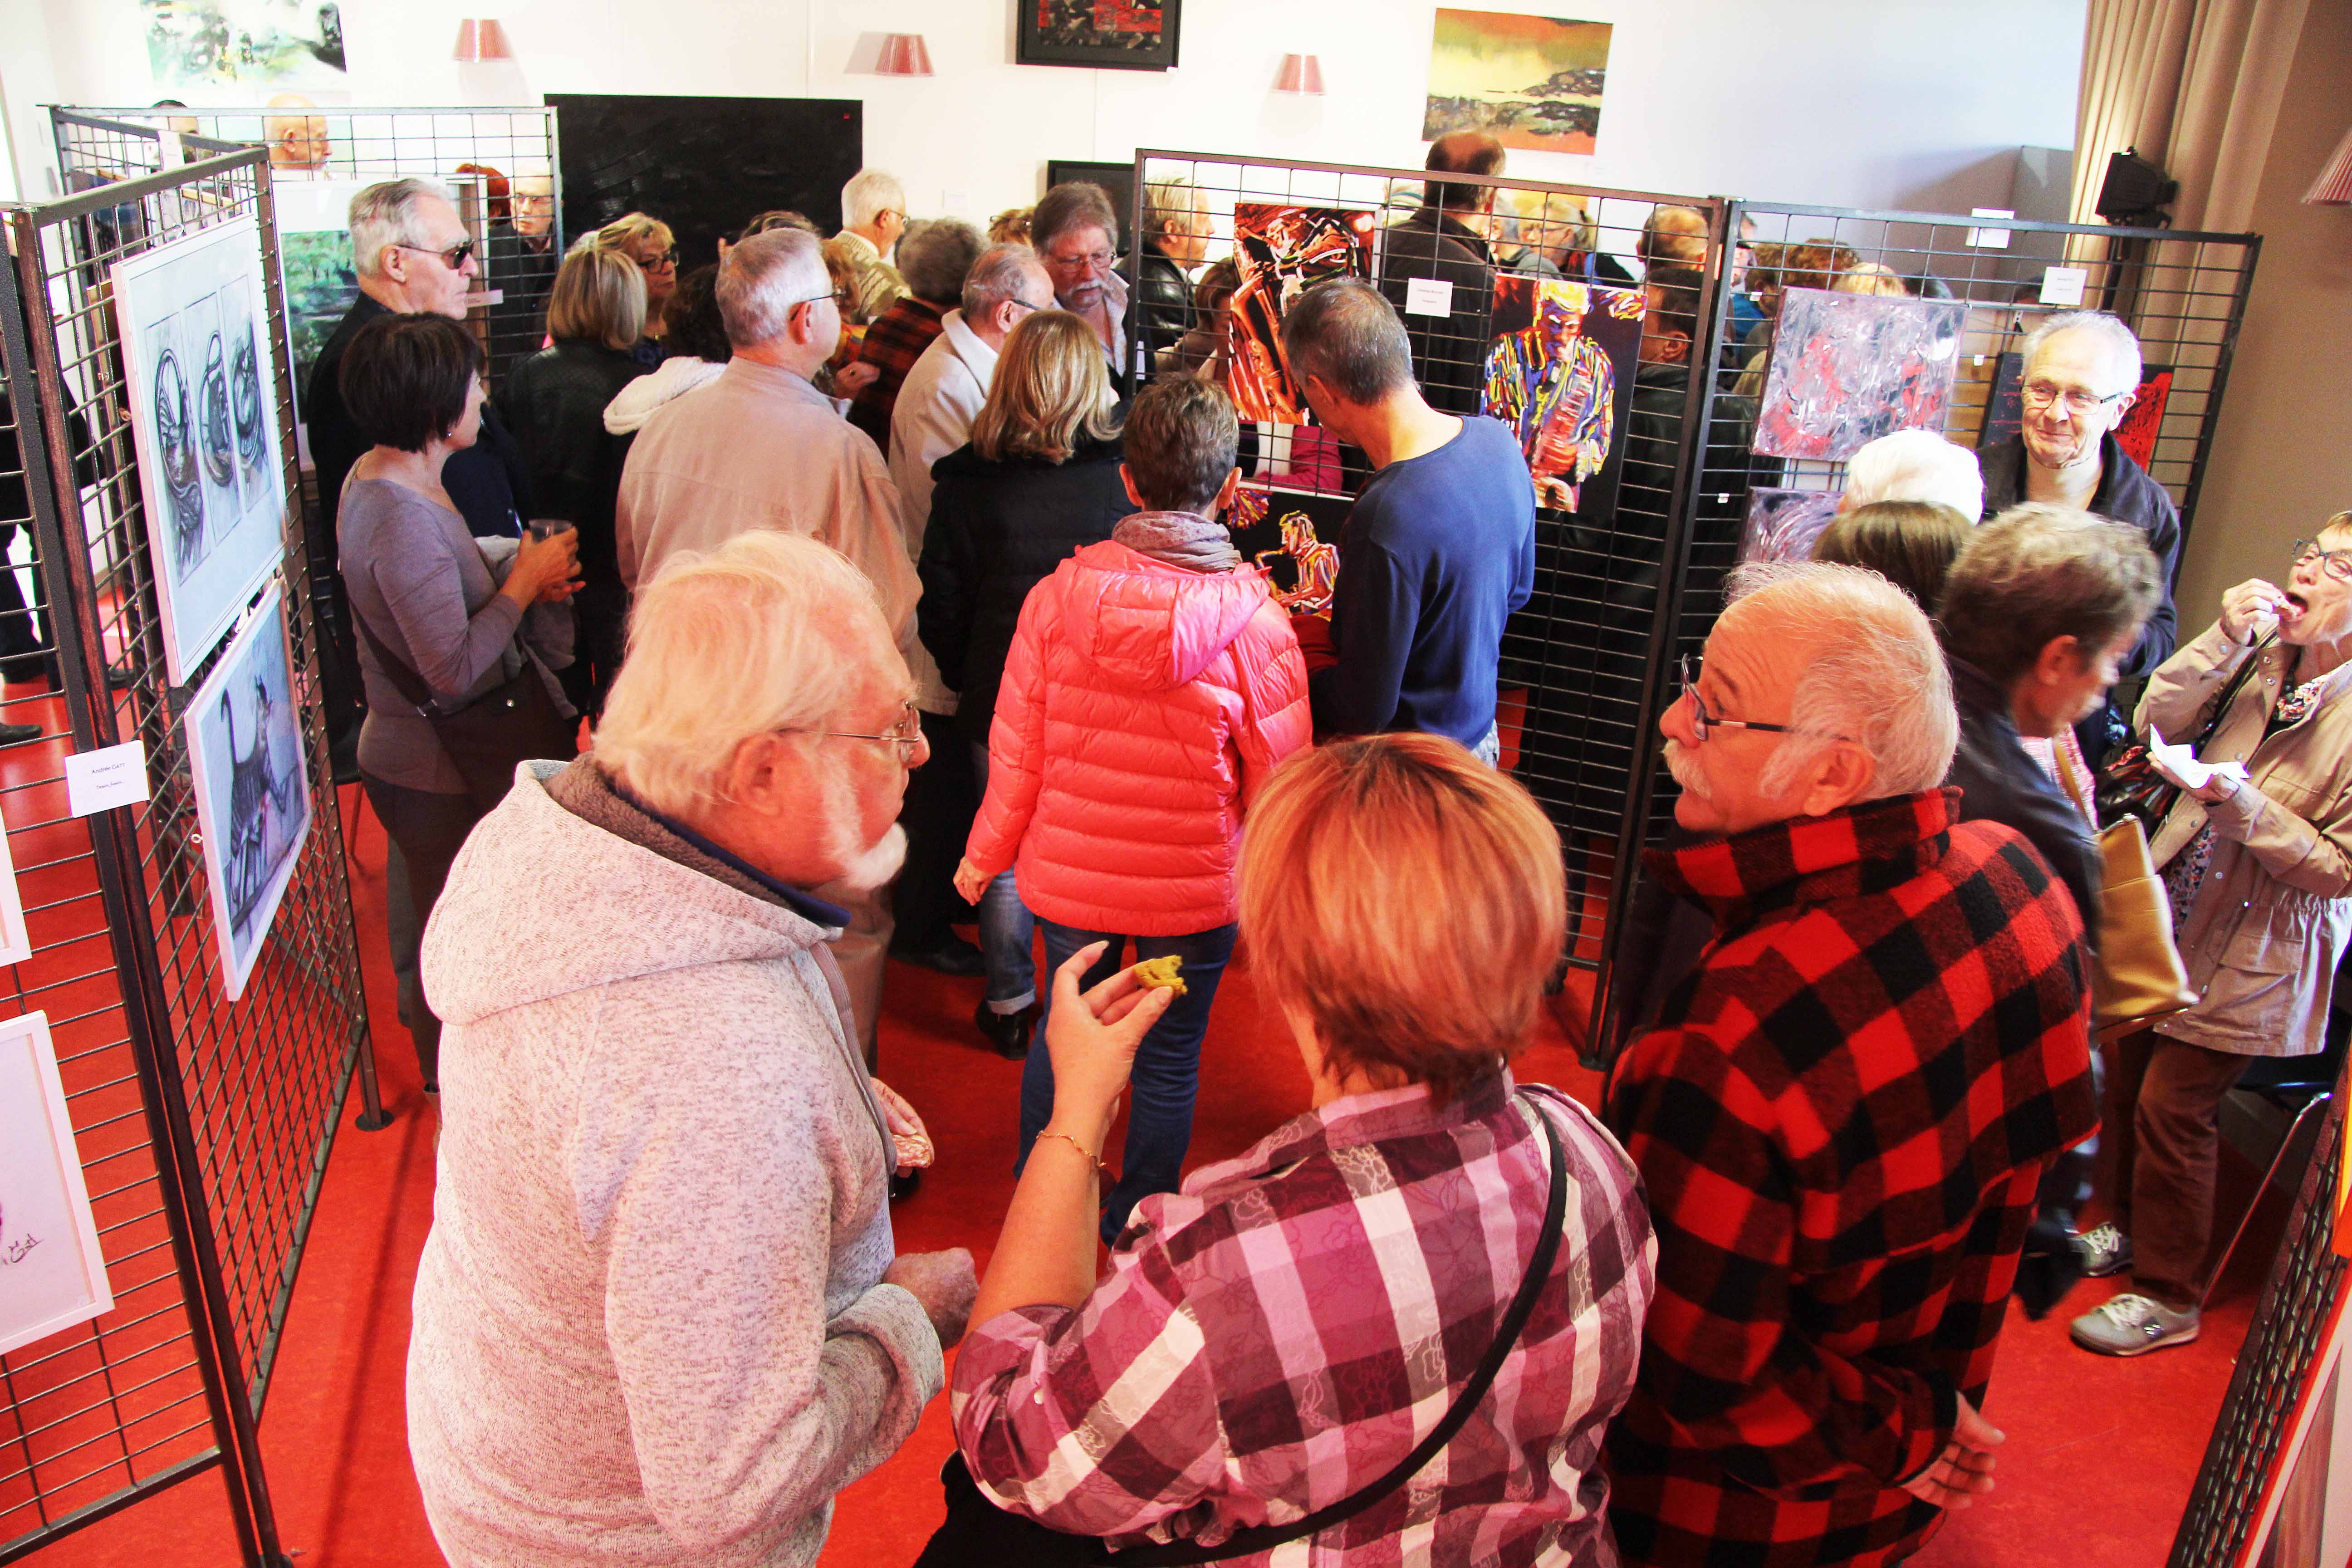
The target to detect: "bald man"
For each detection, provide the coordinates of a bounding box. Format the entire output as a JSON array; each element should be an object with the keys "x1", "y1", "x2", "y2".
[{"x1": 1377, "y1": 132, "x2": 1503, "y2": 416}]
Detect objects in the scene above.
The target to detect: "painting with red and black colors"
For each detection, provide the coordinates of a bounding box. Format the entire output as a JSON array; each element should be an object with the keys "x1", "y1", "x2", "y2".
[
  {"x1": 1227, "y1": 205, "x2": 1377, "y2": 424},
  {"x1": 1021, "y1": 0, "x2": 1181, "y2": 67},
  {"x1": 2112, "y1": 368, "x2": 2172, "y2": 470},
  {"x1": 1753, "y1": 287, "x2": 1968, "y2": 461}
]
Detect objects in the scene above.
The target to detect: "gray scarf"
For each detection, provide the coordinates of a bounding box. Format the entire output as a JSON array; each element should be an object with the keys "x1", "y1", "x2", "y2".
[{"x1": 1114, "y1": 509, "x2": 1242, "y2": 573}]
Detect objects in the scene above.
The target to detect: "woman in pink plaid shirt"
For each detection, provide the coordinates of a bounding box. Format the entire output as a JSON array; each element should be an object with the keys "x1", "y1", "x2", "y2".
[{"x1": 918, "y1": 734, "x2": 1657, "y2": 1566}]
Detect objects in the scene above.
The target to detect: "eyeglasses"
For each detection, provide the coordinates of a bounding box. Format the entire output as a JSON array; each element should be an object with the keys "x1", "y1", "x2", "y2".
[
  {"x1": 787, "y1": 287, "x2": 855, "y2": 311},
  {"x1": 2020, "y1": 379, "x2": 2128, "y2": 417},
  {"x1": 2291, "y1": 540, "x2": 2352, "y2": 582},
  {"x1": 1677, "y1": 655, "x2": 1847, "y2": 744},
  {"x1": 1004, "y1": 298, "x2": 1042, "y2": 318},
  {"x1": 636, "y1": 246, "x2": 679, "y2": 270},
  {"x1": 397, "y1": 238, "x2": 476, "y2": 271},
  {"x1": 1044, "y1": 247, "x2": 1116, "y2": 274},
  {"x1": 790, "y1": 701, "x2": 923, "y2": 765}
]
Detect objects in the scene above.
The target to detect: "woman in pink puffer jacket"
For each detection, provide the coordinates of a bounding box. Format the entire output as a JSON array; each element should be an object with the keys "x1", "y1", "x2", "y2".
[{"x1": 955, "y1": 377, "x2": 1309, "y2": 1241}]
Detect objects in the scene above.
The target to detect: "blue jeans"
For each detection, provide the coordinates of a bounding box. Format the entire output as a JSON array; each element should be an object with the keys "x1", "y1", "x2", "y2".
[
  {"x1": 1019, "y1": 919, "x2": 1239, "y2": 1245},
  {"x1": 970, "y1": 743, "x2": 1036, "y2": 1014}
]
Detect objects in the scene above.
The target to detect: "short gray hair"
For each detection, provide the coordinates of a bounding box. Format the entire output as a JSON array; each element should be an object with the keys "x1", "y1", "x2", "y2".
[
  {"x1": 963, "y1": 242, "x2": 1045, "y2": 318},
  {"x1": 841, "y1": 168, "x2": 906, "y2": 231},
  {"x1": 897, "y1": 218, "x2": 983, "y2": 305},
  {"x1": 1031, "y1": 181, "x2": 1119, "y2": 255},
  {"x1": 1722, "y1": 560, "x2": 1958, "y2": 799},
  {"x1": 348, "y1": 178, "x2": 446, "y2": 279},
  {"x1": 2023, "y1": 309, "x2": 2142, "y2": 396},
  {"x1": 1279, "y1": 278, "x2": 1413, "y2": 406},
  {"x1": 715, "y1": 228, "x2": 829, "y2": 348},
  {"x1": 1142, "y1": 176, "x2": 1204, "y2": 243},
  {"x1": 1843, "y1": 431, "x2": 1984, "y2": 519},
  {"x1": 1939, "y1": 504, "x2": 2162, "y2": 688},
  {"x1": 595, "y1": 531, "x2": 892, "y2": 816}
]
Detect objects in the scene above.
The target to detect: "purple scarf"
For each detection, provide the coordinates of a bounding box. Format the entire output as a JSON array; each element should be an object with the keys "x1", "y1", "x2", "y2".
[{"x1": 1112, "y1": 509, "x2": 1242, "y2": 573}]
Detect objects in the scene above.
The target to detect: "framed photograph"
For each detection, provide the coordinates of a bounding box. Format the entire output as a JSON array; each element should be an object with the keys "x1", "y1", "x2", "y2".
[
  {"x1": 112, "y1": 215, "x2": 289, "y2": 685},
  {"x1": 0, "y1": 1010, "x2": 114, "y2": 1357},
  {"x1": 1018, "y1": 0, "x2": 1181, "y2": 70},
  {"x1": 271, "y1": 178, "x2": 367, "y2": 469},
  {"x1": 185, "y1": 582, "x2": 313, "y2": 1001}
]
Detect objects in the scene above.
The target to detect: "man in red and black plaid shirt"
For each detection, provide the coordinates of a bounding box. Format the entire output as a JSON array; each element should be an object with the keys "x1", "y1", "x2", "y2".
[
  {"x1": 1604, "y1": 563, "x2": 2096, "y2": 1568},
  {"x1": 848, "y1": 219, "x2": 982, "y2": 452}
]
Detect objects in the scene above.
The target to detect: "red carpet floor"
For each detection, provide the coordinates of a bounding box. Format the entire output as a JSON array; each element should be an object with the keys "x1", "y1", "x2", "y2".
[{"x1": 32, "y1": 783, "x2": 2274, "y2": 1568}]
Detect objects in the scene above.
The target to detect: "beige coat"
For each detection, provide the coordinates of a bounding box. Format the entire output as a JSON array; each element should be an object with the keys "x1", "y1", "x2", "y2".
[{"x1": 2141, "y1": 618, "x2": 2352, "y2": 1057}]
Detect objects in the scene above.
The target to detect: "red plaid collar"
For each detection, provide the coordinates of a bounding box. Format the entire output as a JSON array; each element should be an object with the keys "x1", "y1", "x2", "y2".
[{"x1": 1646, "y1": 789, "x2": 1961, "y2": 931}]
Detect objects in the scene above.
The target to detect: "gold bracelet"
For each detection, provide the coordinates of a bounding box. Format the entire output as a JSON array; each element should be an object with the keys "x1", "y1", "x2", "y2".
[{"x1": 1035, "y1": 1131, "x2": 1107, "y2": 1176}]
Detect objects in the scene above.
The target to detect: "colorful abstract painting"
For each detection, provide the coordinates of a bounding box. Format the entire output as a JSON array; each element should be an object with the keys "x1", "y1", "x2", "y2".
[
  {"x1": 1425, "y1": 10, "x2": 1612, "y2": 155},
  {"x1": 1753, "y1": 288, "x2": 1968, "y2": 461},
  {"x1": 1738, "y1": 488, "x2": 1846, "y2": 566},
  {"x1": 1481, "y1": 274, "x2": 1644, "y2": 514},
  {"x1": 1225, "y1": 487, "x2": 1349, "y2": 617},
  {"x1": 143, "y1": 0, "x2": 347, "y2": 92},
  {"x1": 1019, "y1": 0, "x2": 1181, "y2": 69},
  {"x1": 1228, "y1": 205, "x2": 1377, "y2": 425}
]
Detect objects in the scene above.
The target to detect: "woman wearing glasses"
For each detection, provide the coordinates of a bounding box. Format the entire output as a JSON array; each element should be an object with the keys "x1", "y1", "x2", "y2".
[
  {"x1": 2073, "y1": 512, "x2": 2352, "y2": 1358},
  {"x1": 593, "y1": 212, "x2": 679, "y2": 365}
]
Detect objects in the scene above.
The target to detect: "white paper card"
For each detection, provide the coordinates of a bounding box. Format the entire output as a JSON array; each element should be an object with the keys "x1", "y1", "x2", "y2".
[
  {"x1": 0, "y1": 1010, "x2": 116, "y2": 1356},
  {"x1": 467, "y1": 288, "x2": 505, "y2": 307},
  {"x1": 64, "y1": 743, "x2": 151, "y2": 818},
  {"x1": 2146, "y1": 728, "x2": 2251, "y2": 794},
  {"x1": 1968, "y1": 208, "x2": 2014, "y2": 248},
  {"x1": 2039, "y1": 266, "x2": 2088, "y2": 306},
  {"x1": 1403, "y1": 277, "x2": 1455, "y2": 317}
]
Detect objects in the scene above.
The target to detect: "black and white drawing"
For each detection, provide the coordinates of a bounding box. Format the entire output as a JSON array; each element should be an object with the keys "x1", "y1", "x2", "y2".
[
  {"x1": 186, "y1": 583, "x2": 311, "y2": 1000},
  {"x1": 0, "y1": 1011, "x2": 113, "y2": 1357}
]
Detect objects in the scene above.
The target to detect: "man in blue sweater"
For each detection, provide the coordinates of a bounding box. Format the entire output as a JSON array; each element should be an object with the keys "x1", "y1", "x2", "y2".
[{"x1": 1280, "y1": 279, "x2": 1535, "y2": 763}]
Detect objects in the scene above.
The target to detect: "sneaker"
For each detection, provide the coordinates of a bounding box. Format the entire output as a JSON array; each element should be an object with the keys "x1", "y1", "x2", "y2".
[
  {"x1": 2081, "y1": 1223, "x2": 2133, "y2": 1278},
  {"x1": 973, "y1": 1000, "x2": 1036, "y2": 1061},
  {"x1": 2070, "y1": 1293, "x2": 2200, "y2": 1357}
]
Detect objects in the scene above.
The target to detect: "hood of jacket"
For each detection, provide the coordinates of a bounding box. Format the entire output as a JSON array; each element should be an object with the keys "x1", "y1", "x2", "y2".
[
  {"x1": 1045, "y1": 539, "x2": 1274, "y2": 693},
  {"x1": 421, "y1": 761, "x2": 835, "y2": 1028},
  {"x1": 602, "y1": 354, "x2": 726, "y2": 435}
]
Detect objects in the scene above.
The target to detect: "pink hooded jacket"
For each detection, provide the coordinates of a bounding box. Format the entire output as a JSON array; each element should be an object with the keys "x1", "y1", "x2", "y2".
[{"x1": 966, "y1": 539, "x2": 1311, "y2": 935}]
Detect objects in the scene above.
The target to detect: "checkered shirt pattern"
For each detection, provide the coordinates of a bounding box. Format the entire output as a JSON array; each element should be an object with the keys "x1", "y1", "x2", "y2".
[
  {"x1": 1602, "y1": 789, "x2": 2095, "y2": 1568},
  {"x1": 953, "y1": 1073, "x2": 1656, "y2": 1565},
  {"x1": 848, "y1": 295, "x2": 949, "y2": 449}
]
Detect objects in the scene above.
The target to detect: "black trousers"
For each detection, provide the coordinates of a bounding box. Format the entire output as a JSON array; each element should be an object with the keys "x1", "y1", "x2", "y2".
[
  {"x1": 913, "y1": 1455, "x2": 1114, "y2": 1567},
  {"x1": 894, "y1": 709, "x2": 978, "y2": 950},
  {"x1": 362, "y1": 774, "x2": 481, "y2": 1088}
]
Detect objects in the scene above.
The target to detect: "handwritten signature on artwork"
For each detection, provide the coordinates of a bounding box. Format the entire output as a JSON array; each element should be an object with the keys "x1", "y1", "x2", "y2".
[{"x1": 2, "y1": 1231, "x2": 42, "y2": 1267}]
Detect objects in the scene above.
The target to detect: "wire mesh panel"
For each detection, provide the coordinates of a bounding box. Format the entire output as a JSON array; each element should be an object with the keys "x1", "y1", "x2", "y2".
[{"x1": 0, "y1": 142, "x2": 376, "y2": 1564}]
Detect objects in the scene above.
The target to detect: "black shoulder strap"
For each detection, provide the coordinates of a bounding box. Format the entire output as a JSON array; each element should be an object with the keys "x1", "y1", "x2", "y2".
[
  {"x1": 2191, "y1": 633, "x2": 2272, "y2": 754},
  {"x1": 1112, "y1": 1094, "x2": 1571, "y2": 1567},
  {"x1": 350, "y1": 604, "x2": 439, "y2": 714}
]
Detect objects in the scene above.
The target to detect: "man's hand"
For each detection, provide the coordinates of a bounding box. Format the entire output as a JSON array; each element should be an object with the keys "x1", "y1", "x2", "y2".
[
  {"x1": 833, "y1": 361, "x2": 882, "y2": 395},
  {"x1": 1900, "y1": 1393, "x2": 2004, "y2": 1510},
  {"x1": 883, "y1": 1248, "x2": 977, "y2": 1350}
]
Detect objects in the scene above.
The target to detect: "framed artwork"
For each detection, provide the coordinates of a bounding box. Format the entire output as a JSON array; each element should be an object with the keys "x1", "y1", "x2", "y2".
[
  {"x1": 1018, "y1": 0, "x2": 1182, "y2": 70},
  {"x1": 1425, "y1": 9, "x2": 1612, "y2": 154},
  {"x1": 0, "y1": 1011, "x2": 113, "y2": 1357},
  {"x1": 2112, "y1": 366, "x2": 2174, "y2": 470},
  {"x1": 1046, "y1": 160, "x2": 1139, "y2": 244},
  {"x1": 271, "y1": 178, "x2": 365, "y2": 468},
  {"x1": 185, "y1": 583, "x2": 312, "y2": 1002},
  {"x1": 112, "y1": 216, "x2": 289, "y2": 685},
  {"x1": 1738, "y1": 487, "x2": 1845, "y2": 566},
  {"x1": 1227, "y1": 205, "x2": 1378, "y2": 424},
  {"x1": 1481, "y1": 274, "x2": 1645, "y2": 515},
  {"x1": 1752, "y1": 287, "x2": 1968, "y2": 461},
  {"x1": 1226, "y1": 486, "x2": 1350, "y2": 617},
  {"x1": 142, "y1": 0, "x2": 348, "y2": 93},
  {"x1": 1977, "y1": 348, "x2": 2027, "y2": 449}
]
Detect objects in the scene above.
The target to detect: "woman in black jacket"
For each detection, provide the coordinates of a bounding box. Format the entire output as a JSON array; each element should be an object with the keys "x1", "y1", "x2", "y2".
[
  {"x1": 918, "y1": 311, "x2": 1129, "y2": 1058},
  {"x1": 495, "y1": 245, "x2": 649, "y2": 716}
]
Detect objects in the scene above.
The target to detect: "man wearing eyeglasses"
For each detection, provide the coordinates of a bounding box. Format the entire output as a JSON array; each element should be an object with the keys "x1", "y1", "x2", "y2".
[
  {"x1": 1032, "y1": 181, "x2": 1147, "y2": 379},
  {"x1": 825, "y1": 168, "x2": 913, "y2": 326},
  {"x1": 1978, "y1": 309, "x2": 2181, "y2": 767}
]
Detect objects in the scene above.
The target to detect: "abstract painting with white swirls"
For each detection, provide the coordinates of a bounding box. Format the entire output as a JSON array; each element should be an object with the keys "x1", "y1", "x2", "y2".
[
  {"x1": 1753, "y1": 288, "x2": 1969, "y2": 462},
  {"x1": 1738, "y1": 487, "x2": 1846, "y2": 567},
  {"x1": 143, "y1": 0, "x2": 347, "y2": 93}
]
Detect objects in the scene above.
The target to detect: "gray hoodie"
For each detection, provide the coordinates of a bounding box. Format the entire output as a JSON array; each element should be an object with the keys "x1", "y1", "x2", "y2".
[{"x1": 407, "y1": 761, "x2": 941, "y2": 1568}]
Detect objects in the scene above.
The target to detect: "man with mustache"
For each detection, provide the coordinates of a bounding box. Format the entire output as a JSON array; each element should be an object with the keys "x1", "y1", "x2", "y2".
[{"x1": 1603, "y1": 562, "x2": 2096, "y2": 1568}]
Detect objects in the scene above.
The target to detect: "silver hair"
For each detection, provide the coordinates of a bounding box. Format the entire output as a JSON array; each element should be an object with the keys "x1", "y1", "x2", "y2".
[
  {"x1": 2022, "y1": 309, "x2": 2143, "y2": 396},
  {"x1": 348, "y1": 178, "x2": 446, "y2": 279},
  {"x1": 962, "y1": 242, "x2": 1045, "y2": 318},
  {"x1": 1843, "y1": 431, "x2": 1984, "y2": 518},
  {"x1": 714, "y1": 228, "x2": 830, "y2": 348},
  {"x1": 841, "y1": 167, "x2": 906, "y2": 231},
  {"x1": 896, "y1": 218, "x2": 983, "y2": 305},
  {"x1": 1721, "y1": 560, "x2": 1958, "y2": 799},
  {"x1": 1142, "y1": 175, "x2": 1204, "y2": 241}
]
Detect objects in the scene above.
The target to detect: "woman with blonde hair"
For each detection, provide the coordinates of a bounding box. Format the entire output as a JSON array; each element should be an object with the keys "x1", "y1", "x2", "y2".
[
  {"x1": 917, "y1": 310, "x2": 1129, "y2": 1058},
  {"x1": 592, "y1": 211, "x2": 677, "y2": 360},
  {"x1": 921, "y1": 731, "x2": 1654, "y2": 1564}
]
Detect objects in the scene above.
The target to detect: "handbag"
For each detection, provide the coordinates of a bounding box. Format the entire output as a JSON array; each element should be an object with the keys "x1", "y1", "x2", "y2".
[
  {"x1": 2095, "y1": 634, "x2": 2269, "y2": 833},
  {"x1": 2086, "y1": 815, "x2": 2199, "y2": 1041},
  {"x1": 354, "y1": 612, "x2": 578, "y2": 814}
]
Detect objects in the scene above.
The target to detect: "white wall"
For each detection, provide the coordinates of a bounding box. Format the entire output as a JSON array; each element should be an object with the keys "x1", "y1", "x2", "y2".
[{"x1": 5, "y1": 0, "x2": 2082, "y2": 224}]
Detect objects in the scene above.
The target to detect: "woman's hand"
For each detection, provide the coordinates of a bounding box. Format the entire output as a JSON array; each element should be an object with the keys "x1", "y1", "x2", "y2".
[
  {"x1": 2220, "y1": 578, "x2": 2287, "y2": 647},
  {"x1": 504, "y1": 525, "x2": 583, "y2": 607},
  {"x1": 952, "y1": 855, "x2": 991, "y2": 906},
  {"x1": 1043, "y1": 942, "x2": 1176, "y2": 1149}
]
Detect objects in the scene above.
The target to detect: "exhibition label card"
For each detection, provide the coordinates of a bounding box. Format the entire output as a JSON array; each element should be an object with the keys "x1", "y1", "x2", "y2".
[
  {"x1": 1403, "y1": 278, "x2": 1455, "y2": 317},
  {"x1": 1967, "y1": 209, "x2": 2014, "y2": 248},
  {"x1": 64, "y1": 743, "x2": 151, "y2": 818},
  {"x1": 2039, "y1": 266, "x2": 2088, "y2": 306}
]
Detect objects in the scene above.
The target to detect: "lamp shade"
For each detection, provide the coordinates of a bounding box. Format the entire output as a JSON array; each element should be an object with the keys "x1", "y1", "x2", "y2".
[
  {"x1": 875, "y1": 33, "x2": 935, "y2": 76},
  {"x1": 1274, "y1": 53, "x2": 1324, "y2": 94},
  {"x1": 452, "y1": 19, "x2": 513, "y2": 63},
  {"x1": 2305, "y1": 123, "x2": 2352, "y2": 206}
]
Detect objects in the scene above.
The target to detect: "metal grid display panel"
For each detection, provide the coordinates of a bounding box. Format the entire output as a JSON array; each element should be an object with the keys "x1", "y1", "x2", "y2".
[
  {"x1": 0, "y1": 146, "x2": 375, "y2": 1563},
  {"x1": 1132, "y1": 151, "x2": 1720, "y2": 1001}
]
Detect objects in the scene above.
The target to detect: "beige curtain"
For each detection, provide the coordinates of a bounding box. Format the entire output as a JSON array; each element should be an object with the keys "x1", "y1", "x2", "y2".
[{"x1": 2072, "y1": 0, "x2": 2311, "y2": 232}]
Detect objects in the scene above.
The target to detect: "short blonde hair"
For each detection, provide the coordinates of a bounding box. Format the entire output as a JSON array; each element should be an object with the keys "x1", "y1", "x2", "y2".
[
  {"x1": 594, "y1": 533, "x2": 892, "y2": 816},
  {"x1": 593, "y1": 211, "x2": 673, "y2": 257},
  {"x1": 546, "y1": 245, "x2": 647, "y2": 351},
  {"x1": 1142, "y1": 176, "x2": 1205, "y2": 244},
  {"x1": 1833, "y1": 261, "x2": 1909, "y2": 298},
  {"x1": 970, "y1": 310, "x2": 1122, "y2": 464},
  {"x1": 1240, "y1": 734, "x2": 1567, "y2": 1102}
]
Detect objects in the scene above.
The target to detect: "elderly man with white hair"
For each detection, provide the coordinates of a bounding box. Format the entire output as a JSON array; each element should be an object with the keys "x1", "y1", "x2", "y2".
[
  {"x1": 1977, "y1": 309, "x2": 2180, "y2": 765},
  {"x1": 617, "y1": 225, "x2": 919, "y2": 1058},
  {"x1": 1602, "y1": 562, "x2": 2096, "y2": 1568},
  {"x1": 1841, "y1": 429, "x2": 1984, "y2": 520},
  {"x1": 826, "y1": 167, "x2": 911, "y2": 324},
  {"x1": 408, "y1": 530, "x2": 977, "y2": 1568}
]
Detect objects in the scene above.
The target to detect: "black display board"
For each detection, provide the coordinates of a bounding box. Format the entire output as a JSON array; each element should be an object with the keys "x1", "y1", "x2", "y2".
[
  {"x1": 1046, "y1": 158, "x2": 1137, "y2": 245},
  {"x1": 549, "y1": 93, "x2": 864, "y2": 273}
]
